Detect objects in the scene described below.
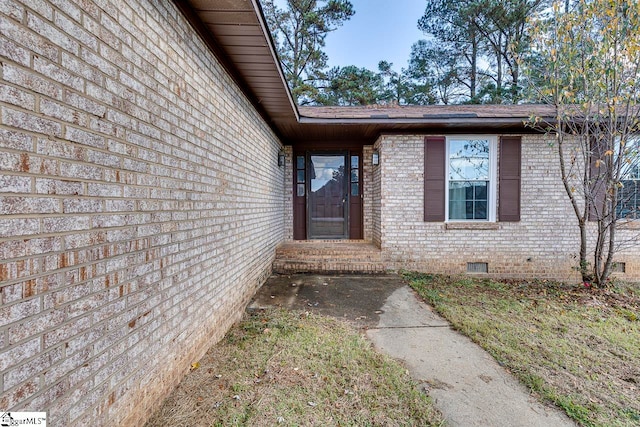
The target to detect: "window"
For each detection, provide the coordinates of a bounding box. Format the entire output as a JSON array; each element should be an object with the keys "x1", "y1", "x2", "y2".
[
  {"x1": 350, "y1": 155, "x2": 359, "y2": 196},
  {"x1": 446, "y1": 137, "x2": 497, "y2": 221},
  {"x1": 424, "y1": 136, "x2": 519, "y2": 223},
  {"x1": 599, "y1": 137, "x2": 640, "y2": 220},
  {"x1": 618, "y1": 157, "x2": 640, "y2": 219},
  {"x1": 296, "y1": 155, "x2": 305, "y2": 197}
]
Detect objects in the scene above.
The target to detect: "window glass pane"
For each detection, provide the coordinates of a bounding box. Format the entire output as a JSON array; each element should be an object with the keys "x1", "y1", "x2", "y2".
[
  {"x1": 449, "y1": 181, "x2": 468, "y2": 201},
  {"x1": 309, "y1": 155, "x2": 344, "y2": 192},
  {"x1": 474, "y1": 182, "x2": 487, "y2": 199},
  {"x1": 351, "y1": 156, "x2": 359, "y2": 169},
  {"x1": 466, "y1": 201, "x2": 474, "y2": 218},
  {"x1": 297, "y1": 184, "x2": 305, "y2": 197},
  {"x1": 449, "y1": 181, "x2": 488, "y2": 220},
  {"x1": 619, "y1": 138, "x2": 640, "y2": 178},
  {"x1": 351, "y1": 183, "x2": 359, "y2": 196},
  {"x1": 350, "y1": 169, "x2": 359, "y2": 183},
  {"x1": 449, "y1": 139, "x2": 489, "y2": 180},
  {"x1": 297, "y1": 156, "x2": 305, "y2": 170},
  {"x1": 475, "y1": 201, "x2": 487, "y2": 219},
  {"x1": 297, "y1": 170, "x2": 305, "y2": 183},
  {"x1": 621, "y1": 163, "x2": 640, "y2": 179},
  {"x1": 617, "y1": 138, "x2": 640, "y2": 218},
  {"x1": 618, "y1": 180, "x2": 640, "y2": 218},
  {"x1": 449, "y1": 201, "x2": 467, "y2": 219},
  {"x1": 465, "y1": 184, "x2": 474, "y2": 199}
]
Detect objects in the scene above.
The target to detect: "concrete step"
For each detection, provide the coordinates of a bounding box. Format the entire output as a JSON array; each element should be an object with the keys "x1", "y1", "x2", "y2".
[{"x1": 273, "y1": 241, "x2": 386, "y2": 274}]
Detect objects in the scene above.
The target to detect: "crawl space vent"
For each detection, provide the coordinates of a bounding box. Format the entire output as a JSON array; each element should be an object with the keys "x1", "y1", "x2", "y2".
[
  {"x1": 612, "y1": 262, "x2": 626, "y2": 273},
  {"x1": 467, "y1": 262, "x2": 488, "y2": 273}
]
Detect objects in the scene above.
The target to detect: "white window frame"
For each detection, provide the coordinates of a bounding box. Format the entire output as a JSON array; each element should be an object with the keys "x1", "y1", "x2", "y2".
[
  {"x1": 445, "y1": 135, "x2": 498, "y2": 222},
  {"x1": 618, "y1": 137, "x2": 640, "y2": 219}
]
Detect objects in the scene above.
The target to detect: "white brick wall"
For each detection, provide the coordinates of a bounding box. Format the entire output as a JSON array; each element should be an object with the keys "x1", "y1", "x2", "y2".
[
  {"x1": 283, "y1": 146, "x2": 293, "y2": 240},
  {"x1": 375, "y1": 134, "x2": 640, "y2": 280},
  {"x1": 372, "y1": 139, "x2": 382, "y2": 247},
  {"x1": 362, "y1": 145, "x2": 374, "y2": 241},
  {"x1": 0, "y1": 1, "x2": 284, "y2": 425}
]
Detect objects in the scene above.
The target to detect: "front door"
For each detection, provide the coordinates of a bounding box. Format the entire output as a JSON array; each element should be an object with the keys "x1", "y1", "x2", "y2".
[{"x1": 308, "y1": 153, "x2": 348, "y2": 239}]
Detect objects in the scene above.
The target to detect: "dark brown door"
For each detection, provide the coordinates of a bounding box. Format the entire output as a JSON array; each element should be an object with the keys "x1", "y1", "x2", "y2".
[{"x1": 308, "y1": 153, "x2": 348, "y2": 239}]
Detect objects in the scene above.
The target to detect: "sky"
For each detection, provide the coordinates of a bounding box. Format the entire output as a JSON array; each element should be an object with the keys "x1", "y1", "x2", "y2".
[
  {"x1": 271, "y1": 0, "x2": 427, "y2": 73},
  {"x1": 322, "y1": 0, "x2": 427, "y2": 72}
]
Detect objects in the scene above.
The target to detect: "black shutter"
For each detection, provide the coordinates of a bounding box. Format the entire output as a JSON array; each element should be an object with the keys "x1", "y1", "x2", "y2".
[
  {"x1": 499, "y1": 136, "x2": 521, "y2": 222},
  {"x1": 424, "y1": 137, "x2": 446, "y2": 222}
]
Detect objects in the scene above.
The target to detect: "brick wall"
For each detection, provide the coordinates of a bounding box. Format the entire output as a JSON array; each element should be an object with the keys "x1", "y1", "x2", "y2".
[
  {"x1": 0, "y1": 1, "x2": 284, "y2": 426},
  {"x1": 362, "y1": 145, "x2": 374, "y2": 242},
  {"x1": 371, "y1": 140, "x2": 382, "y2": 247},
  {"x1": 375, "y1": 134, "x2": 640, "y2": 280},
  {"x1": 283, "y1": 146, "x2": 293, "y2": 241}
]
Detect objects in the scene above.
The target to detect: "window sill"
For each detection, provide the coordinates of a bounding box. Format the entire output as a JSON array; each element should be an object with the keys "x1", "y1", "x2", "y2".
[
  {"x1": 617, "y1": 220, "x2": 640, "y2": 230},
  {"x1": 445, "y1": 222, "x2": 500, "y2": 230}
]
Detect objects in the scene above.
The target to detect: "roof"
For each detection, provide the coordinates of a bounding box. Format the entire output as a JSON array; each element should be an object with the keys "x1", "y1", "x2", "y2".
[
  {"x1": 178, "y1": 0, "x2": 553, "y2": 146},
  {"x1": 298, "y1": 104, "x2": 555, "y2": 120},
  {"x1": 176, "y1": 0, "x2": 298, "y2": 130}
]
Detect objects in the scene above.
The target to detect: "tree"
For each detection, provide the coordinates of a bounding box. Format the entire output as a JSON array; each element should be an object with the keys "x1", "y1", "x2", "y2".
[
  {"x1": 526, "y1": 0, "x2": 640, "y2": 285},
  {"x1": 471, "y1": 0, "x2": 546, "y2": 102},
  {"x1": 261, "y1": 0, "x2": 355, "y2": 104},
  {"x1": 418, "y1": 0, "x2": 546, "y2": 104},
  {"x1": 377, "y1": 61, "x2": 405, "y2": 105},
  {"x1": 377, "y1": 61, "x2": 435, "y2": 105},
  {"x1": 418, "y1": 0, "x2": 484, "y2": 102},
  {"x1": 408, "y1": 40, "x2": 459, "y2": 104},
  {"x1": 316, "y1": 65, "x2": 383, "y2": 105}
]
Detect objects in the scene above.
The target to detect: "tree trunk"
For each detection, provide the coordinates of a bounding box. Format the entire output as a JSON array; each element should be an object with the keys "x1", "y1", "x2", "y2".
[
  {"x1": 470, "y1": 36, "x2": 478, "y2": 100},
  {"x1": 512, "y1": 65, "x2": 519, "y2": 102},
  {"x1": 495, "y1": 34, "x2": 502, "y2": 103},
  {"x1": 557, "y1": 131, "x2": 591, "y2": 283},
  {"x1": 578, "y1": 219, "x2": 589, "y2": 282}
]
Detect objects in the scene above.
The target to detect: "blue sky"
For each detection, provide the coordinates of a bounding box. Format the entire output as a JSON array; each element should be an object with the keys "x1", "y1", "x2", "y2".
[{"x1": 323, "y1": 0, "x2": 427, "y2": 72}]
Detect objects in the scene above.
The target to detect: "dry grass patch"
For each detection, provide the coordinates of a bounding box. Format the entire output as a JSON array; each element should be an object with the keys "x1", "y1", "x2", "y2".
[
  {"x1": 145, "y1": 309, "x2": 444, "y2": 427},
  {"x1": 404, "y1": 272, "x2": 640, "y2": 427}
]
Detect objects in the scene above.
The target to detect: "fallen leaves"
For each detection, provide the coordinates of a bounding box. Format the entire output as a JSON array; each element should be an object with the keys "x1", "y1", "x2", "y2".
[{"x1": 145, "y1": 310, "x2": 444, "y2": 426}]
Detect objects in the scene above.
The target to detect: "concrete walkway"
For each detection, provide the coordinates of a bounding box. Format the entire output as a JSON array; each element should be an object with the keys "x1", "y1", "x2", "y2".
[
  {"x1": 367, "y1": 285, "x2": 575, "y2": 427},
  {"x1": 249, "y1": 274, "x2": 576, "y2": 427}
]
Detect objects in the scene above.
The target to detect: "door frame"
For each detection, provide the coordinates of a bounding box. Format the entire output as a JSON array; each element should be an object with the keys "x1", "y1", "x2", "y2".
[
  {"x1": 292, "y1": 148, "x2": 363, "y2": 240},
  {"x1": 306, "y1": 151, "x2": 349, "y2": 239}
]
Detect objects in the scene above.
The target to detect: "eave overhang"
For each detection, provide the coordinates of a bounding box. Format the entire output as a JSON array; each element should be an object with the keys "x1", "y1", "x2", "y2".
[
  {"x1": 176, "y1": 0, "x2": 299, "y2": 143},
  {"x1": 176, "y1": 0, "x2": 555, "y2": 146}
]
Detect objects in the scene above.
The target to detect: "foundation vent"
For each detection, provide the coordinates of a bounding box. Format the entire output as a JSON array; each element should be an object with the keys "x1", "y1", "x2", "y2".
[
  {"x1": 467, "y1": 262, "x2": 488, "y2": 273},
  {"x1": 612, "y1": 262, "x2": 626, "y2": 273}
]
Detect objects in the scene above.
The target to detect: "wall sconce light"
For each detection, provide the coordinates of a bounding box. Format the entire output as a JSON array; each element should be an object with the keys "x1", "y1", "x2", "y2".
[
  {"x1": 372, "y1": 151, "x2": 379, "y2": 166},
  {"x1": 278, "y1": 150, "x2": 285, "y2": 167}
]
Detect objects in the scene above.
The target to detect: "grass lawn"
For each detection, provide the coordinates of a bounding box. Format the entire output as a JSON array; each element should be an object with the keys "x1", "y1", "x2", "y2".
[
  {"x1": 145, "y1": 309, "x2": 444, "y2": 426},
  {"x1": 404, "y1": 272, "x2": 640, "y2": 427}
]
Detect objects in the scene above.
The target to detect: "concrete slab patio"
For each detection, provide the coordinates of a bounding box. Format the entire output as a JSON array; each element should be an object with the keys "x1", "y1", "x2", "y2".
[{"x1": 249, "y1": 274, "x2": 576, "y2": 427}]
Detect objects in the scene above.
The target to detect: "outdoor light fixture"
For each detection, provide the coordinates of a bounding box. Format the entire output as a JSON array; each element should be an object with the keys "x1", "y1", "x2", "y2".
[
  {"x1": 372, "y1": 151, "x2": 379, "y2": 166},
  {"x1": 278, "y1": 150, "x2": 285, "y2": 167}
]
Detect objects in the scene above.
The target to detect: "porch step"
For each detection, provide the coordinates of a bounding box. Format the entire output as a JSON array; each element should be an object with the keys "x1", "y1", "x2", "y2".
[{"x1": 273, "y1": 241, "x2": 387, "y2": 274}]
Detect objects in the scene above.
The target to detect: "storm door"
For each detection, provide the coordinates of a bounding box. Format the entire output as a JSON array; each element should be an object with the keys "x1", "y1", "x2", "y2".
[{"x1": 308, "y1": 153, "x2": 348, "y2": 239}]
